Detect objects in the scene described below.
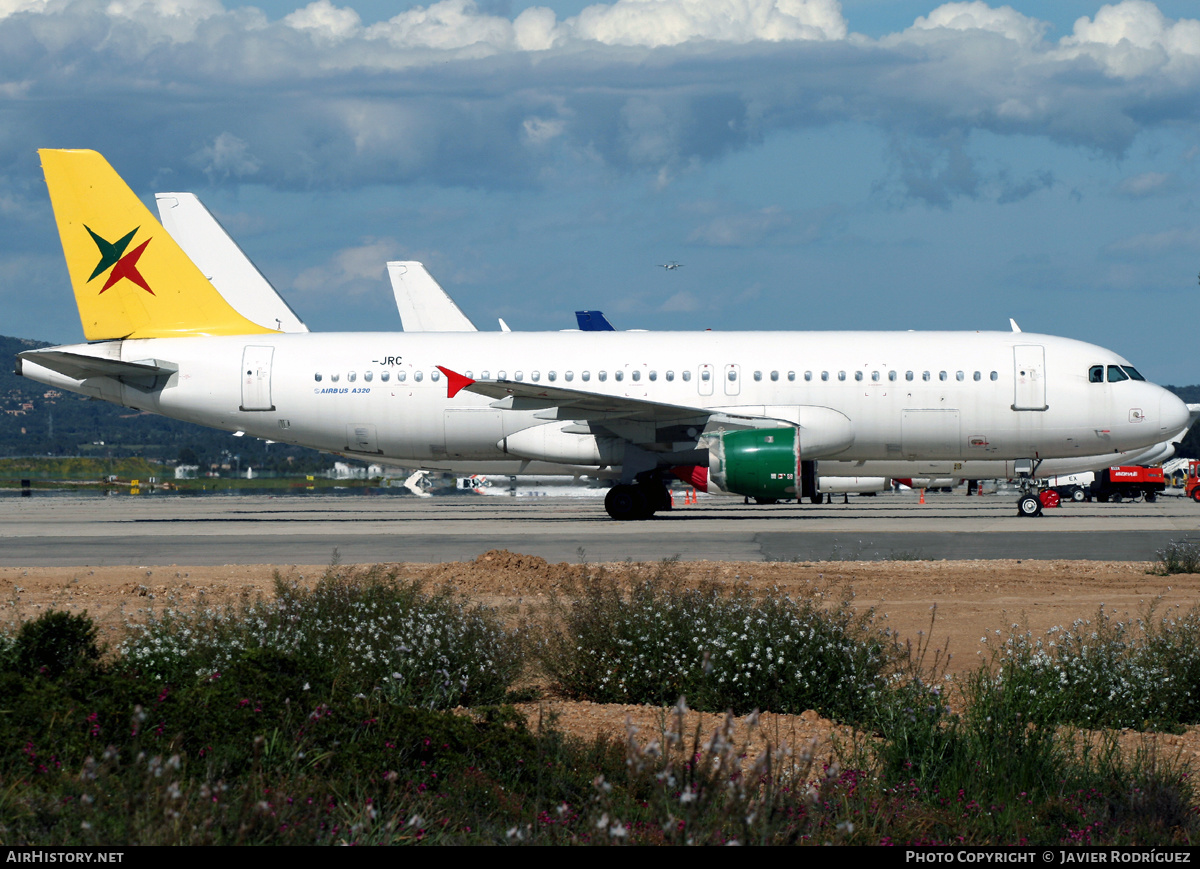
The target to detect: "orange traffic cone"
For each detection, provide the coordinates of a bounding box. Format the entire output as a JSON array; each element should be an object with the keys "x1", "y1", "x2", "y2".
[{"x1": 919, "y1": 488, "x2": 925, "y2": 504}]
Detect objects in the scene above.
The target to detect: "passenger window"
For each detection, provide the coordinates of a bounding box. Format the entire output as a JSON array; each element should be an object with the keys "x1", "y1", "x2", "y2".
[
  {"x1": 770, "y1": 371, "x2": 778, "y2": 382},
  {"x1": 531, "y1": 371, "x2": 540, "y2": 382},
  {"x1": 821, "y1": 371, "x2": 829, "y2": 381},
  {"x1": 331, "y1": 373, "x2": 340, "y2": 383},
  {"x1": 753, "y1": 371, "x2": 762, "y2": 382},
  {"x1": 872, "y1": 371, "x2": 880, "y2": 382},
  {"x1": 548, "y1": 371, "x2": 557, "y2": 382},
  {"x1": 939, "y1": 371, "x2": 947, "y2": 381},
  {"x1": 990, "y1": 371, "x2": 998, "y2": 381},
  {"x1": 888, "y1": 371, "x2": 897, "y2": 382},
  {"x1": 615, "y1": 371, "x2": 624, "y2": 382},
  {"x1": 631, "y1": 370, "x2": 641, "y2": 382},
  {"x1": 381, "y1": 371, "x2": 390, "y2": 382},
  {"x1": 803, "y1": 371, "x2": 811, "y2": 382},
  {"x1": 1089, "y1": 365, "x2": 1104, "y2": 383},
  {"x1": 496, "y1": 370, "x2": 506, "y2": 380},
  {"x1": 480, "y1": 370, "x2": 490, "y2": 380},
  {"x1": 682, "y1": 371, "x2": 692, "y2": 382},
  {"x1": 956, "y1": 371, "x2": 964, "y2": 381},
  {"x1": 314, "y1": 373, "x2": 322, "y2": 382},
  {"x1": 666, "y1": 371, "x2": 674, "y2": 382},
  {"x1": 514, "y1": 371, "x2": 523, "y2": 381},
  {"x1": 1107, "y1": 365, "x2": 1129, "y2": 383},
  {"x1": 922, "y1": 371, "x2": 930, "y2": 381},
  {"x1": 348, "y1": 371, "x2": 356, "y2": 383},
  {"x1": 649, "y1": 371, "x2": 657, "y2": 381},
  {"x1": 727, "y1": 370, "x2": 737, "y2": 381},
  {"x1": 429, "y1": 370, "x2": 439, "y2": 382},
  {"x1": 599, "y1": 371, "x2": 607, "y2": 382},
  {"x1": 973, "y1": 371, "x2": 981, "y2": 381},
  {"x1": 854, "y1": 371, "x2": 863, "y2": 382},
  {"x1": 582, "y1": 371, "x2": 590, "y2": 382},
  {"x1": 906, "y1": 371, "x2": 913, "y2": 381},
  {"x1": 565, "y1": 371, "x2": 573, "y2": 382},
  {"x1": 414, "y1": 370, "x2": 423, "y2": 382},
  {"x1": 398, "y1": 371, "x2": 406, "y2": 382},
  {"x1": 838, "y1": 371, "x2": 846, "y2": 381},
  {"x1": 364, "y1": 370, "x2": 373, "y2": 382}
]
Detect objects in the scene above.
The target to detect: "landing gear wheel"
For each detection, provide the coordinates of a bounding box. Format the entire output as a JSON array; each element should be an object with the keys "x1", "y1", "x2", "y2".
[
  {"x1": 605, "y1": 485, "x2": 650, "y2": 521},
  {"x1": 1017, "y1": 495, "x2": 1042, "y2": 517}
]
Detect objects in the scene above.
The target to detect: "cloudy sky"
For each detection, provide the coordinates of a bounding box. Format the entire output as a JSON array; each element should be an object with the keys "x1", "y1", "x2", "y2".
[{"x1": 2, "y1": 0, "x2": 1199, "y2": 383}]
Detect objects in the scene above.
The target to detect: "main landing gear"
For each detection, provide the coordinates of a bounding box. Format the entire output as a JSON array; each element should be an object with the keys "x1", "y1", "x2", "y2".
[{"x1": 604, "y1": 479, "x2": 672, "y2": 521}]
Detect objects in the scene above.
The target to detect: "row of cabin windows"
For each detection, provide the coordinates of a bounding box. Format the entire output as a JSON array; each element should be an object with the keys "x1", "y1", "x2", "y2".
[
  {"x1": 314, "y1": 368, "x2": 1003, "y2": 385},
  {"x1": 1089, "y1": 365, "x2": 1145, "y2": 383},
  {"x1": 313, "y1": 369, "x2": 442, "y2": 384}
]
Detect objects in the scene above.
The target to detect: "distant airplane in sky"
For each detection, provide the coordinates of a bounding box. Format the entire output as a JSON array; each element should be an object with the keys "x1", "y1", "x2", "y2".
[{"x1": 659, "y1": 261, "x2": 683, "y2": 270}]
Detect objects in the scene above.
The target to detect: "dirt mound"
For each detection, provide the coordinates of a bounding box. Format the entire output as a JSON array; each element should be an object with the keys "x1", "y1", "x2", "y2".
[{"x1": 418, "y1": 549, "x2": 585, "y2": 597}]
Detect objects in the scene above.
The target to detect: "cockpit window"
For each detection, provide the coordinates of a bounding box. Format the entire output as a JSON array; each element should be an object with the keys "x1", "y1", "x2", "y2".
[
  {"x1": 1107, "y1": 365, "x2": 1129, "y2": 383},
  {"x1": 1088, "y1": 365, "x2": 1104, "y2": 383},
  {"x1": 1122, "y1": 366, "x2": 1146, "y2": 381}
]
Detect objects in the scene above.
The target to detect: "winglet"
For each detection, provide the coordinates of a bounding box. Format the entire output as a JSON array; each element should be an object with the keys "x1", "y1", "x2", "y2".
[{"x1": 437, "y1": 366, "x2": 475, "y2": 398}]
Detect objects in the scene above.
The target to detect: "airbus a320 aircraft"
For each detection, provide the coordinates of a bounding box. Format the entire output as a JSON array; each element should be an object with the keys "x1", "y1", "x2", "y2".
[{"x1": 16, "y1": 150, "x2": 1192, "y2": 520}]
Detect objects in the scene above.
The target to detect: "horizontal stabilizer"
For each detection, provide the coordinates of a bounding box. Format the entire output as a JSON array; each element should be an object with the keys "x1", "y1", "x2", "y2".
[{"x1": 18, "y1": 347, "x2": 176, "y2": 383}]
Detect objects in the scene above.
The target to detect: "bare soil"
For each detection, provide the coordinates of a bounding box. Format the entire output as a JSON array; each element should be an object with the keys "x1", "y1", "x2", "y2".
[{"x1": 4, "y1": 551, "x2": 1200, "y2": 770}]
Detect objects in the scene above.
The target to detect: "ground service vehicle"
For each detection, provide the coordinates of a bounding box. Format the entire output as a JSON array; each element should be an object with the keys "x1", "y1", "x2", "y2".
[{"x1": 1090, "y1": 466, "x2": 1166, "y2": 502}]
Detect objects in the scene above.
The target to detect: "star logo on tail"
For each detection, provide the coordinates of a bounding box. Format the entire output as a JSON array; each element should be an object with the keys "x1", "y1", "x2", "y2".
[{"x1": 85, "y1": 225, "x2": 154, "y2": 295}]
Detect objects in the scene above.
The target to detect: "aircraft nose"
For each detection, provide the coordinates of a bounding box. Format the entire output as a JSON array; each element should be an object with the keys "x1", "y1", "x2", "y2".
[{"x1": 1159, "y1": 390, "x2": 1190, "y2": 437}]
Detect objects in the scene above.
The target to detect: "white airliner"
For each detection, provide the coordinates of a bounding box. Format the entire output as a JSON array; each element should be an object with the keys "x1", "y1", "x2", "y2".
[
  {"x1": 17, "y1": 149, "x2": 1191, "y2": 521},
  {"x1": 153, "y1": 189, "x2": 1195, "y2": 500}
]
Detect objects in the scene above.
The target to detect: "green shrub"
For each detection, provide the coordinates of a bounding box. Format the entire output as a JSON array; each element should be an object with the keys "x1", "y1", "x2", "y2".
[
  {"x1": 117, "y1": 565, "x2": 523, "y2": 708},
  {"x1": 981, "y1": 603, "x2": 1200, "y2": 730},
  {"x1": 538, "y1": 564, "x2": 900, "y2": 724},
  {"x1": 9, "y1": 610, "x2": 101, "y2": 678},
  {"x1": 1151, "y1": 540, "x2": 1200, "y2": 575}
]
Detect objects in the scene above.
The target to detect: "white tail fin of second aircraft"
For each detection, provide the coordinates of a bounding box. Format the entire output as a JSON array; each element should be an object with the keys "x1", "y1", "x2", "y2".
[
  {"x1": 155, "y1": 192, "x2": 309, "y2": 333},
  {"x1": 387, "y1": 261, "x2": 477, "y2": 332}
]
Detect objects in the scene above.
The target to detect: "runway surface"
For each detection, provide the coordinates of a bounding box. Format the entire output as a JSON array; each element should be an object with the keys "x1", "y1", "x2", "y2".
[{"x1": 2, "y1": 488, "x2": 1199, "y2": 565}]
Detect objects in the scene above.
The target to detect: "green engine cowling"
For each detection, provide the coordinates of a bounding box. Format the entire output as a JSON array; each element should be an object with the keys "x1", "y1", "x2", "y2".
[{"x1": 708, "y1": 427, "x2": 806, "y2": 500}]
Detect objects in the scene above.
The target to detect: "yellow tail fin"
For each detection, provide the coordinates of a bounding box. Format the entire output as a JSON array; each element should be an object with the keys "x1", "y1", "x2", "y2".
[{"x1": 39, "y1": 149, "x2": 276, "y2": 340}]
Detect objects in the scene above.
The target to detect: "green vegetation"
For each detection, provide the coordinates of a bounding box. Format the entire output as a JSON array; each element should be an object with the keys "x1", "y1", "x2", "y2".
[
  {"x1": 1152, "y1": 540, "x2": 1200, "y2": 575},
  {"x1": 538, "y1": 563, "x2": 896, "y2": 724},
  {"x1": 2, "y1": 562, "x2": 1198, "y2": 845}
]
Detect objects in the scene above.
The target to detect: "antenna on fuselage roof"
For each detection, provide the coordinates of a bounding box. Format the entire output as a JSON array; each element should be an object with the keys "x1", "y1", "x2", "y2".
[{"x1": 1009, "y1": 318, "x2": 1022, "y2": 333}]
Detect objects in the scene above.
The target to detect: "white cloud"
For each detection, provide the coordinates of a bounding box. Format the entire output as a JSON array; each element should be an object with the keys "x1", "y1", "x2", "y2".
[
  {"x1": 285, "y1": 0, "x2": 361, "y2": 41},
  {"x1": 293, "y1": 238, "x2": 395, "y2": 294},
  {"x1": 1058, "y1": 0, "x2": 1200, "y2": 78},
  {"x1": 0, "y1": 0, "x2": 1199, "y2": 196},
  {"x1": 908, "y1": 2, "x2": 1048, "y2": 47},
  {"x1": 189, "y1": 133, "x2": 261, "y2": 180},
  {"x1": 1106, "y1": 226, "x2": 1200, "y2": 257},
  {"x1": 688, "y1": 205, "x2": 791, "y2": 246},
  {"x1": 1116, "y1": 170, "x2": 1172, "y2": 197},
  {"x1": 570, "y1": 0, "x2": 846, "y2": 48}
]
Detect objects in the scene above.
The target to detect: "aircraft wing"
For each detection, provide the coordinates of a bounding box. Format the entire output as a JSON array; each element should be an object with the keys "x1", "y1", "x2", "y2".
[
  {"x1": 19, "y1": 348, "x2": 176, "y2": 383},
  {"x1": 436, "y1": 366, "x2": 797, "y2": 431}
]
